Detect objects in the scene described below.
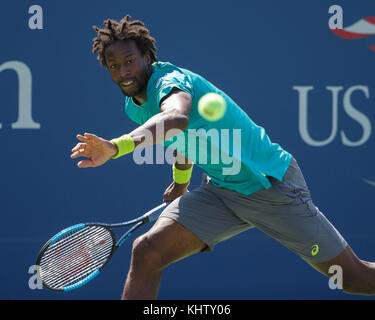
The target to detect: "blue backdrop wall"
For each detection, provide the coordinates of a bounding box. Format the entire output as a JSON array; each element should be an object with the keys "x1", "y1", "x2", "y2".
[{"x1": 1, "y1": 0, "x2": 375, "y2": 300}]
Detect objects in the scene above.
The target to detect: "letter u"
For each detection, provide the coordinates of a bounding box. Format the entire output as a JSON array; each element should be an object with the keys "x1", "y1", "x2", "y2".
[{"x1": 293, "y1": 86, "x2": 342, "y2": 147}]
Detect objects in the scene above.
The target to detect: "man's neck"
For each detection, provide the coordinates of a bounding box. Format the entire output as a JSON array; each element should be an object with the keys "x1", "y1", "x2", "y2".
[{"x1": 133, "y1": 65, "x2": 153, "y2": 105}]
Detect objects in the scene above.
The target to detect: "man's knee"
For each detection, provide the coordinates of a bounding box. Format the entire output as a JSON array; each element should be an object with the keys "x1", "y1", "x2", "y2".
[{"x1": 131, "y1": 234, "x2": 164, "y2": 272}]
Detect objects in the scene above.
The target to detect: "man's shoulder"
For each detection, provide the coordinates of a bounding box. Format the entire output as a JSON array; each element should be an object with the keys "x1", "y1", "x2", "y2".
[
  {"x1": 149, "y1": 61, "x2": 194, "y2": 95},
  {"x1": 152, "y1": 61, "x2": 182, "y2": 72},
  {"x1": 151, "y1": 62, "x2": 188, "y2": 84}
]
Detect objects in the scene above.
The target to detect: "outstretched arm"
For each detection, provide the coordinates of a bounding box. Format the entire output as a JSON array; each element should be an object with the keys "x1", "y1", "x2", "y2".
[{"x1": 70, "y1": 89, "x2": 192, "y2": 168}]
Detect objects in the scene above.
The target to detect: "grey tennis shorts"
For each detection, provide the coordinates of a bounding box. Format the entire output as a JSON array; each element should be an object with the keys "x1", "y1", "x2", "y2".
[{"x1": 161, "y1": 157, "x2": 347, "y2": 263}]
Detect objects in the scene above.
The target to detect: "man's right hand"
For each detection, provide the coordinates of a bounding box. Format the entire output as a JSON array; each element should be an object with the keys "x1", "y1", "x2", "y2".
[{"x1": 71, "y1": 133, "x2": 118, "y2": 168}]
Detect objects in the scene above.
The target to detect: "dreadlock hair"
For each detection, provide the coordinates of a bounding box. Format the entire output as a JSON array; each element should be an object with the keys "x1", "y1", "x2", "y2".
[{"x1": 92, "y1": 15, "x2": 157, "y2": 67}]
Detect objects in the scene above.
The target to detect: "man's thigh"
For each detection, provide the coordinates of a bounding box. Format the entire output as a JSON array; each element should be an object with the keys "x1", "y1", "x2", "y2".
[
  {"x1": 140, "y1": 216, "x2": 207, "y2": 267},
  {"x1": 160, "y1": 185, "x2": 253, "y2": 252}
]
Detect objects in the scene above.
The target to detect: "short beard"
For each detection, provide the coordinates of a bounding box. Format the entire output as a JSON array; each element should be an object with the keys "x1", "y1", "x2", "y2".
[
  {"x1": 119, "y1": 82, "x2": 144, "y2": 98},
  {"x1": 119, "y1": 63, "x2": 153, "y2": 99}
]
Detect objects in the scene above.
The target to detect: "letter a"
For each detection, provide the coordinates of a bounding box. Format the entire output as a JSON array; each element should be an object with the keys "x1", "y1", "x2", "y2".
[
  {"x1": 328, "y1": 5, "x2": 343, "y2": 29},
  {"x1": 28, "y1": 5, "x2": 43, "y2": 30},
  {"x1": 328, "y1": 265, "x2": 343, "y2": 290},
  {"x1": 28, "y1": 265, "x2": 43, "y2": 290}
]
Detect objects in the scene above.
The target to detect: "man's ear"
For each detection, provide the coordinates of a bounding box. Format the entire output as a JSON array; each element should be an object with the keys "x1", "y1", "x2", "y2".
[{"x1": 145, "y1": 52, "x2": 152, "y2": 65}]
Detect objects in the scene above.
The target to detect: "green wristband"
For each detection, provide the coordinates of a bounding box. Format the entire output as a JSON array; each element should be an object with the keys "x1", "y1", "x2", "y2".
[
  {"x1": 173, "y1": 163, "x2": 194, "y2": 184},
  {"x1": 110, "y1": 134, "x2": 135, "y2": 159}
]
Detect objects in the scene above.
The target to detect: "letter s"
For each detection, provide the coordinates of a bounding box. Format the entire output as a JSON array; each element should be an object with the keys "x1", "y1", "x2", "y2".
[{"x1": 341, "y1": 85, "x2": 371, "y2": 147}]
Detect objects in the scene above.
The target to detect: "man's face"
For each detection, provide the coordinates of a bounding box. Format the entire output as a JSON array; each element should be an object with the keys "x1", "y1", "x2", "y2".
[{"x1": 105, "y1": 40, "x2": 152, "y2": 101}]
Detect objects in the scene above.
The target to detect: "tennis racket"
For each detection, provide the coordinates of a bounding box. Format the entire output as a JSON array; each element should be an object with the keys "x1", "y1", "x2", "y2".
[{"x1": 35, "y1": 202, "x2": 168, "y2": 292}]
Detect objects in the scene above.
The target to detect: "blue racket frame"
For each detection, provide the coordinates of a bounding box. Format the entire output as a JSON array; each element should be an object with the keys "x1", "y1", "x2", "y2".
[{"x1": 36, "y1": 202, "x2": 168, "y2": 292}]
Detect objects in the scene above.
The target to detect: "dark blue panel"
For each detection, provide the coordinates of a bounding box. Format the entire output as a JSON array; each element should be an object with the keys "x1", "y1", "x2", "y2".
[{"x1": 1, "y1": 0, "x2": 375, "y2": 300}]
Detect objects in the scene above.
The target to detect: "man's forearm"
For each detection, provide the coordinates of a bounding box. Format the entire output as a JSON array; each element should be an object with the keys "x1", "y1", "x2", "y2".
[
  {"x1": 174, "y1": 149, "x2": 193, "y2": 170},
  {"x1": 129, "y1": 111, "x2": 189, "y2": 148}
]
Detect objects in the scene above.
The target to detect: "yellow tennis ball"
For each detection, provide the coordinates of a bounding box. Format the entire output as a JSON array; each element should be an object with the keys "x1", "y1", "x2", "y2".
[{"x1": 198, "y1": 93, "x2": 227, "y2": 121}]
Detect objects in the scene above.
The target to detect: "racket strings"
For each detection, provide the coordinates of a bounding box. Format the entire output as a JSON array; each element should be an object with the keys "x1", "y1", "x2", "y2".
[
  {"x1": 41, "y1": 226, "x2": 109, "y2": 265},
  {"x1": 40, "y1": 227, "x2": 113, "y2": 289},
  {"x1": 41, "y1": 227, "x2": 112, "y2": 286},
  {"x1": 39, "y1": 226, "x2": 114, "y2": 290}
]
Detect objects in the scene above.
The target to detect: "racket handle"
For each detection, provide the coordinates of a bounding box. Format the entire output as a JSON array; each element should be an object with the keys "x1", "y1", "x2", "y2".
[{"x1": 143, "y1": 202, "x2": 170, "y2": 222}]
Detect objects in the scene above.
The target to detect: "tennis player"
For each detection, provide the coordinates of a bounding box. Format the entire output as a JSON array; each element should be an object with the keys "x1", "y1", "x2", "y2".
[{"x1": 71, "y1": 15, "x2": 375, "y2": 299}]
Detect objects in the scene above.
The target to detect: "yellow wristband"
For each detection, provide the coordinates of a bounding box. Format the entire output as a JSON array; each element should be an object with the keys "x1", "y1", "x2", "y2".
[
  {"x1": 173, "y1": 163, "x2": 194, "y2": 184},
  {"x1": 110, "y1": 134, "x2": 135, "y2": 159}
]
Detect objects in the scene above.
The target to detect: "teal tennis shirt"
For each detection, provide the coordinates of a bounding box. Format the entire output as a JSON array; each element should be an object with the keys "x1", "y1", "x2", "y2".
[{"x1": 124, "y1": 61, "x2": 292, "y2": 195}]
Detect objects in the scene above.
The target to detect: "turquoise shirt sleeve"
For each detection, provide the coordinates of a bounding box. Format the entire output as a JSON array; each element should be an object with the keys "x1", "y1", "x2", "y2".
[{"x1": 153, "y1": 68, "x2": 194, "y2": 106}]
